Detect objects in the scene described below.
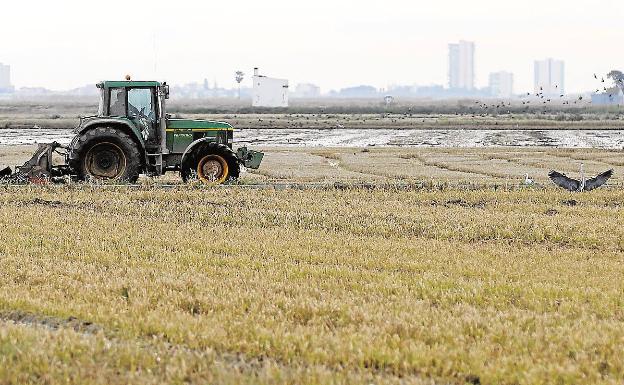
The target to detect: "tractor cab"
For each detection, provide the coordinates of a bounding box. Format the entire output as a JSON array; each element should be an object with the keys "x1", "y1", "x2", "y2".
[{"x1": 96, "y1": 80, "x2": 169, "y2": 150}]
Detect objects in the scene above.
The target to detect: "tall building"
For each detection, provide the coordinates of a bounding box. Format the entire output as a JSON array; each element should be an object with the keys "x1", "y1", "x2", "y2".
[
  {"x1": 0, "y1": 63, "x2": 11, "y2": 91},
  {"x1": 534, "y1": 58, "x2": 564, "y2": 96},
  {"x1": 448, "y1": 41, "x2": 475, "y2": 90},
  {"x1": 489, "y1": 71, "x2": 514, "y2": 98}
]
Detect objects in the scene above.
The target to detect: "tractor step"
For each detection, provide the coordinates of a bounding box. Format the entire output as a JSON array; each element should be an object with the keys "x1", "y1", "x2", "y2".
[{"x1": 146, "y1": 153, "x2": 163, "y2": 175}]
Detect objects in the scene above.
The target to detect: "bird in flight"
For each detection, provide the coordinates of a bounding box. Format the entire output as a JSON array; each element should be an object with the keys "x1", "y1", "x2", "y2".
[{"x1": 549, "y1": 163, "x2": 613, "y2": 191}]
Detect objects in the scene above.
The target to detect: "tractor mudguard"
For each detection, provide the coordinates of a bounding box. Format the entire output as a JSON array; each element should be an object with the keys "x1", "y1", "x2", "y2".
[
  {"x1": 76, "y1": 117, "x2": 146, "y2": 150},
  {"x1": 236, "y1": 147, "x2": 264, "y2": 169},
  {"x1": 180, "y1": 139, "x2": 264, "y2": 170},
  {"x1": 73, "y1": 118, "x2": 150, "y2": 170},
  {"x1": 180, "y1": 138, "x2": 218, "y2": 167}
]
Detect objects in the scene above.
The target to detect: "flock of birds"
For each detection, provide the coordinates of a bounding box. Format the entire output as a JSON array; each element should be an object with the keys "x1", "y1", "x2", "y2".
[
  {"x1": 466, "y1": 85, "x2": 583, "y2": 116},
  {"x1": 489, "y1": 72, "x2": 618, "y2": 192},
  {"x1": 466, "y1": 72, "x2": 622, "y2": 117}
]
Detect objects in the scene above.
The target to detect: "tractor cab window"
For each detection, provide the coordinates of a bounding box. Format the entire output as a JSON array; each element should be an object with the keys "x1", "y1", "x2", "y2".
[
  {"x1": 97, "y1": 88, "x2": 105, "y2": 116},
  {"x1": 109, "y1": 88, "x2": 126, "y2": 116},
  {"x1": 128, "y1": 88, "x2": 156, "y2": 122}
]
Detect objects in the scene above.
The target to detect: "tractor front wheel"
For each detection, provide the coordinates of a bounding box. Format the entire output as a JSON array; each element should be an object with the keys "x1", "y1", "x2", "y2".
[
  {"x1": 196, "y1": 154, "x2": 229, "y2": 184},
  {"x1": 181, "y1": 142, "x2": 239, "y2": 184}
]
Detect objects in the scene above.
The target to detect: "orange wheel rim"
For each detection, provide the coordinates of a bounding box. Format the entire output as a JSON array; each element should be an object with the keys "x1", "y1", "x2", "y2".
[{"x1": 197, "y1": 154, "x2": 228, "y2": 184}]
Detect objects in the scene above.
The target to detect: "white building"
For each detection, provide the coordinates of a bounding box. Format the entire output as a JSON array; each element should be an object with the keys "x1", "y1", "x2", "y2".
[
  {"x1": 252, "y1": 68, "x2": 289, "y2": 107},
  {"x1": 592, "y1": 87, "x2": 624, "y2": 105},
  {"x1": 534, "y1": 58, "x2": 564, "y2": 96},
  {"x1": 448, "y1": 41, "x2": 475, "y2": 90},
  {"x1": 489, "y1": 71, "x2": 514, "y2": 98},
  {"x1": 0, "y1": 63, "x2": 11, "y2": 91},
  {"x1": 293, "y1": 83, "x2": 320, "y2": 98}
]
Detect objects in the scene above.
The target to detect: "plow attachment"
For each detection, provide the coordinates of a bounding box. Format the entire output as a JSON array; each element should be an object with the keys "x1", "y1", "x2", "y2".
[
  {"x1": 1, "y1": 142, "x2": 71, "y2": 184},
  {"x1": 0, "y1": 166, "x2": 11, "y2": 178}
]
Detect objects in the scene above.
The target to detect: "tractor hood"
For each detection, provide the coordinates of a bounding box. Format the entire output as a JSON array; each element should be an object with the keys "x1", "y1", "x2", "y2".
[{"x1": 166, "y1": 119, "x2": 234, "y2": 131}]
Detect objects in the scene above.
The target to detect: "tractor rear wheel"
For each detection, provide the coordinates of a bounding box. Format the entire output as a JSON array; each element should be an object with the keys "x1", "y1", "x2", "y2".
[
  {"x1": 181, "y1": 142, "x2": 240, "y2": 184},
  {"x1": 69, "y1": 127, "x2": 142, "y2": 183}
]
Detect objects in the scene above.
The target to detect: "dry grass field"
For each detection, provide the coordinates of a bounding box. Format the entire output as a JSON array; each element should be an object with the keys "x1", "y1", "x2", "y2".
[
  {"x1": 1, "y1": 145, "x2": 624, "y2": 384},
  {"x1": 1, "y1": 185, "x2": 624, "y2": 384}
]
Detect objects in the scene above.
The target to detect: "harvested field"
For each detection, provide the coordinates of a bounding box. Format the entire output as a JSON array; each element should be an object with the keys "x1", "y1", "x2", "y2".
[
  {"x1": 2, "y1": 141, "x2": 624, "y2": 384},
  {"x1": 1, "y1": 184, "x2": 624, "y2": 384},
  {"x1": 2, "y1": 145, "x2": 624, "y2": 186}
]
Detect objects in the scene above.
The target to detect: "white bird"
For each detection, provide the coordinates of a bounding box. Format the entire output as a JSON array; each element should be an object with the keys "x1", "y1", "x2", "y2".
[
  {"x1": 523, "y1": 173, "x2": 534, "y2": 185},
  {"x1": 549, "y1": 163, "x2": 613, "y2": 192}
]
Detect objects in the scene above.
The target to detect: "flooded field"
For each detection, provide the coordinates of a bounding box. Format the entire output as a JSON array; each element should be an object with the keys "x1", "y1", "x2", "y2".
[{"x1": 1, "y1": 128, "x2": 623, "y2": 148}]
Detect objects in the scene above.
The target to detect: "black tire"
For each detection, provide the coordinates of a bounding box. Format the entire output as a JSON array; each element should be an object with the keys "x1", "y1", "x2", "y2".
[
  {"x1": 69, "y1": 127, "x2": 142, "y2": 183},
  {"x1": 181, "y1": 142, "x2": 240, "y2": 184}
]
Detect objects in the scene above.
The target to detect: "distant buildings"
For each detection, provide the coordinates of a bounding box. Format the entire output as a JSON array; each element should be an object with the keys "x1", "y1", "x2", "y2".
[
  {"x1": 448, "y1": 41, "x2": 475, "y2": 91},
  {"x1": 335, "y1": 85, "x2": 378, "y2": 98},
  {"x1": 252, "y1": 67, "x2": 289, "y2": 107},
  {"x1": 293, "y1": 83, "x2": 321, "y2": 98},
  {"x1": 0, "y1": 63, "x2": 12, "y2": 93},
  {"x1": 489, "y1": 71, "x2": 514, "y2": 98},
  {"x1": 591, "y1": 87, "x2": 623, "y2": 105},
  {"x1": 534, "y1": 58, "x2": 564, "y2": 96}
]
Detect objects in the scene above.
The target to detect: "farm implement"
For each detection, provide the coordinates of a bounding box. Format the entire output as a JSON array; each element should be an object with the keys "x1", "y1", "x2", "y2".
[{"x1": 0, "y1": 79, "x2": 263, "y2": 184}]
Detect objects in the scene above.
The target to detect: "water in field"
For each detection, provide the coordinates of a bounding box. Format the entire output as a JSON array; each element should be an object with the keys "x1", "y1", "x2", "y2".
[
  {"x1": 1, "y1": 128, "x2": 623, "y2": 148},
  {"x1": 235, "y1": 129, "x2": 624, "y2": 149},
  {"x1": 0, "y1": 129, "x2": 76, "y2": 146}
]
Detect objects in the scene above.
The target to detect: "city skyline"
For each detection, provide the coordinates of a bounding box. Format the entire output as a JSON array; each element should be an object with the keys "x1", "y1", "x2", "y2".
[{"x1": 0, "y1": 0, "x2": 622, "y2": 93}]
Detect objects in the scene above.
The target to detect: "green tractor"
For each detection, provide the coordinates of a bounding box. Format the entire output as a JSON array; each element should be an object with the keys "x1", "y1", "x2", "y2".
[{"x1": 2, "y1": 80, "x2": 263, "y2": 184}]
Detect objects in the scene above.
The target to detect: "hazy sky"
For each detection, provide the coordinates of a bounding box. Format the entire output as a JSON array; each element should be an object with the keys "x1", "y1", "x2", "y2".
[{"x1": 1, "y1": 0, "x2": 622, "y2": 93}]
